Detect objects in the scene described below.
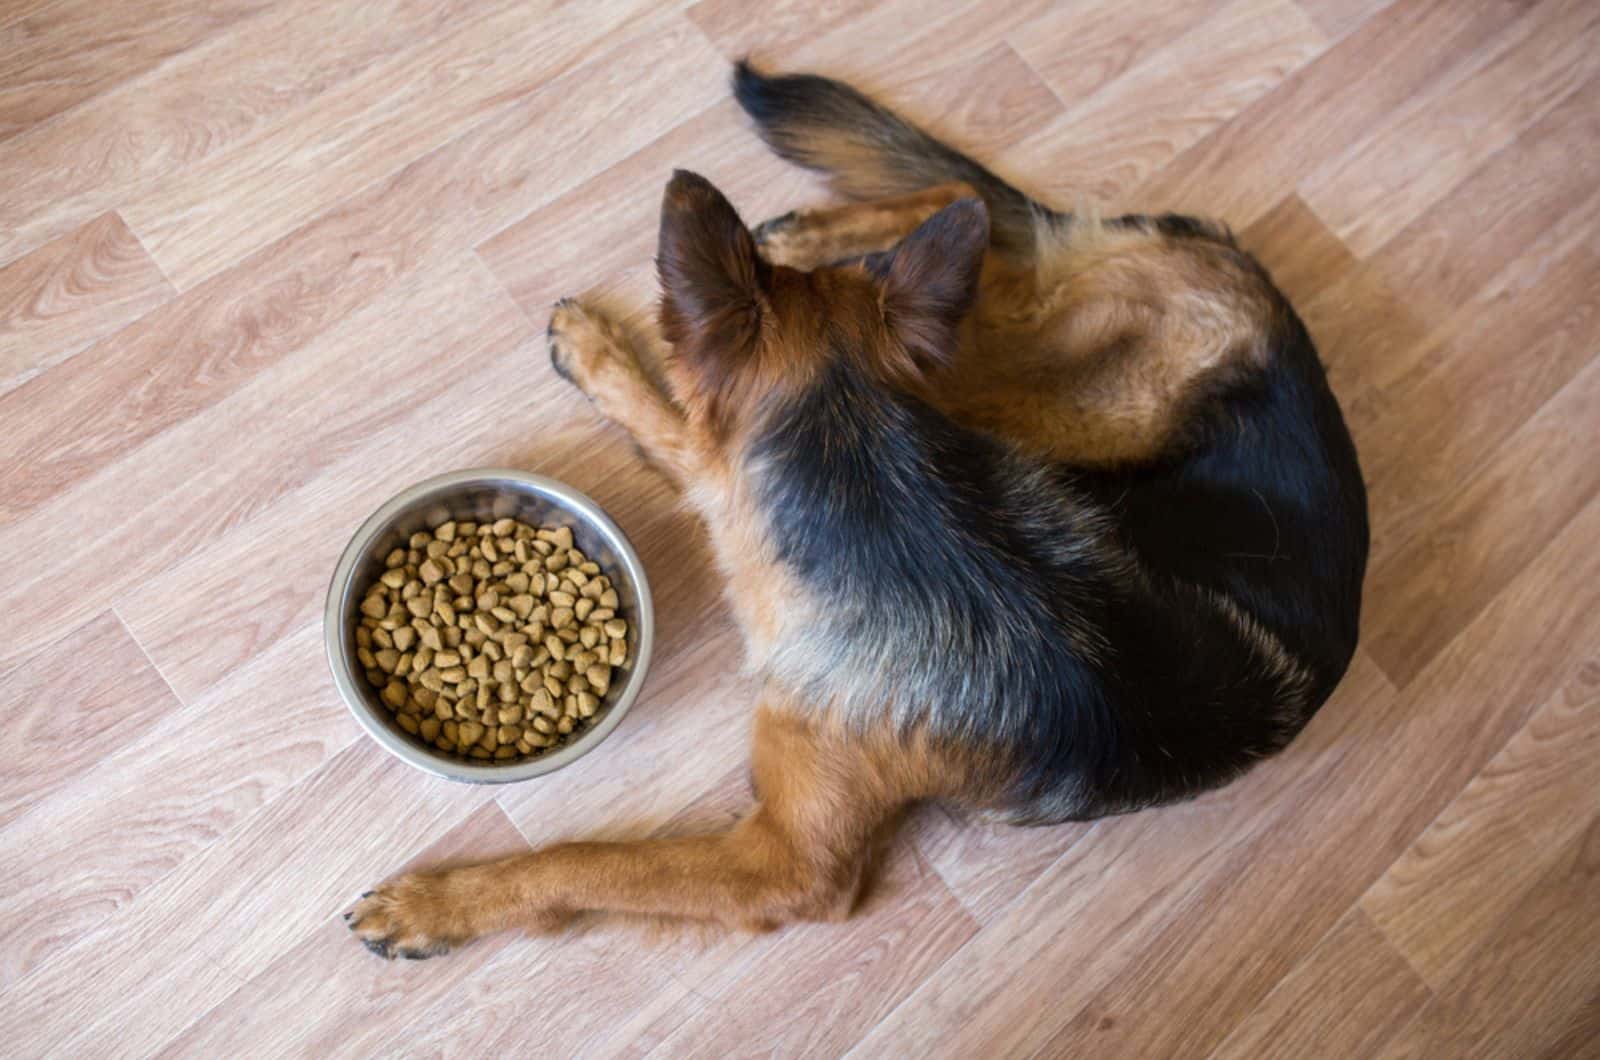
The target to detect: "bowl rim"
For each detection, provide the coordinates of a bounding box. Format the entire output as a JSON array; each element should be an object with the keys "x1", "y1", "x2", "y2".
[{"x1": 323, "y1": 466, "x2": 654, "y2": 783}]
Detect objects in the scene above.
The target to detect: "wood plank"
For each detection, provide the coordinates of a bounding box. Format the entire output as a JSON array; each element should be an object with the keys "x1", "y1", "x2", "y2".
[
  {"x1": 0, "y1": 18, "x2": 733, "y2": 534},
  {"x1": 1357, "y1": 69, "x2": 1600, "y2": 318},
  {"x1": 0, "y1": 625, "x2": 356, "y2": 989},
  {"x1": 1295, "y1": 0, "x2": 1396, "y2": 39},
  {"x1": 1211, "y1": 908, "x2": 1433, "y2": 1060},
  {"x1": 906, "y1": 802, "x2": 1092, "y2": 925},
  {"x1": 995, "y1": 0, "x2": 1328, "y2": 203},
  {"x1": 1346, "y1": 195, "x2": 1600, "y2": 548},
  {"x1": 364, "y1": 772, "x2": 754, "y2": 1059},
  {"x1": 1238, "y1": 194, "x2": 1361, "y2": 309},
  {"x1": 687, "y1": 0, "x2": 878, "y2": 59},
  {"x1": 0, "y1": 254, "x2": 536, "y2": 677},
  {"x1": 0, "y1": 0, "x2": 500, "y2": 267},
  {"x1": 0, "y1": 211, "x2": 171, "y2": 394},
  {"x1": 1536, "y1": 997, "x2": 1600, "y2": 1060},
  {"x1": 0, "y1": 742, "x2": 493, "y2": 1056},
  {"x1": 1363, "y1": 352, "x2": 1600, "y2": 687},
  {"x1": 0, "y1": 611, "x2": 181, "y2": 829},
  {"x1": 779, "y1": 0, "x2": 1059, "y2": 92},
  {"x1": 1010, "y1": 0, "x2": 1232, "y2": 109},
  {"x1": 372, "y1": 774, "x2": 978, "y2": 1058},
  {"x1": 0, "y1": 0, "x2": 273, "y2": 142},
  {"x1": 1134, "y1": 0, "x2": 1530, "y2": 227},
  {"x1": 153, "y1": 801, "x2": 532, "y2": 1058},
  {"x1": 1362, "y1": 659, "x2": 1600, "y2": 985},
  {"x1": 1374, "y1": 814, "x2": 1600, "y2": 1059},
  {"x1": 1301, "y1": 0, "x2": 1600, "y2": 256},
  {"x1": 122, "y1": 2, "x2": 716, "y2": 290}
]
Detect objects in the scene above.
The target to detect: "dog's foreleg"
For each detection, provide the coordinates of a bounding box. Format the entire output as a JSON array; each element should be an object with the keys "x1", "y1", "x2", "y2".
[
  {"x1": 346, "y1": 707, "x2": 924, "y2": 957},
  {"x1": 546, "y1": 299, "x2": 700, "y2": 486}
]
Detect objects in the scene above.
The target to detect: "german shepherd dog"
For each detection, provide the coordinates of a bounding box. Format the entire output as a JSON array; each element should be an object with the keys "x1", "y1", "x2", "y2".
[{"x1": 347, "y1": 64, "x2": 1368, "y2": 958}]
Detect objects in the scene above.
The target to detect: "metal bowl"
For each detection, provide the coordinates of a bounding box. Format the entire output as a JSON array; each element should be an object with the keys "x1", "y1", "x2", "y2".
[{"x1": 324, "y1": 468, "x2": 653, "y2": 783}]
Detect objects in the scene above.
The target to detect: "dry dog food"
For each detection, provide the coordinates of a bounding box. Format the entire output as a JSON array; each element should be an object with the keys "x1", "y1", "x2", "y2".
[{"x1": 354, "y1": 518, "x2": 629, "y2": 762}]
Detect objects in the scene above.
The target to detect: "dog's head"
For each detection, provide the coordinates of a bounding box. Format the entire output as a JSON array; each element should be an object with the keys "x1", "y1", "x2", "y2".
[{"x1": 655, "y1": 170, "x2": 988, "y2": 442}]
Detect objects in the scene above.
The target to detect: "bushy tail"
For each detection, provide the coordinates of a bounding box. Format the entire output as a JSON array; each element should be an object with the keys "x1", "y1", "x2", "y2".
[{"x1": 732, "y1": 61, "x2": 1057, "y2": 254}]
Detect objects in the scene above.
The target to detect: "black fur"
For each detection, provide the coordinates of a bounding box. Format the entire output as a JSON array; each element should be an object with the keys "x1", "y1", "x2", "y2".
[{"x1": 752, "y1": 339, "x2": 1354, "y2": 822}]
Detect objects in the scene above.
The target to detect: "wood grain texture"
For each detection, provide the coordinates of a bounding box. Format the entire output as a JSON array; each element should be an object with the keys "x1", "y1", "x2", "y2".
[
  {"x1": 0, "y1": 0, "x2": 272, "y2": 141},
  {"x1": 1347, "y1": 193, "x2": 1600, "y2": 551},
  {"x1": 1010, "y1": 0, "x2": 1231, "y2": 107},
  {"x1": 997, "y1": 0, "x2": 1328, "y2": 203},
  {"x1": 0, "y1": 14, "x2": 724, "y2": 538},
  {"x1": 1374, "y1": 814, "x2": 1600, "y2": 1059},
  {"x1": 0, "y1": 611, "x2": 181, "y2": 829},
  {"x1": 155, "y1": 801, "x2": 533, "y2": 1059},
  {"x1": 1295, "y1": 0, "x2": 1398, "y2": 39},
  {"x1": 120, "y1": 1, "x2": 709, "y2": 290},
  {"x1": 0, "y1": 211, "x2": 171, "y2": 394},
  {"x1": 0, "y1": 0, "x2": 499, "y2": 267},
  {"x1": 1, "y1": 0, "x2": 1595, "y2": 1054},
  {"x1": 0, "y1": 625, "x2": 358, "y2": 991},
  {"x1": 1363, "y1": 351, "x2": 1600, "y2": 686},
  {"x1": 1211, "y1": 909, "x2": 1434, "y2": 1060},
  {"x1": 1362, "y1": 659, "x2": 1600, "y2": 986},
  {"x1": 1300, "y1": 0, "x2": 1600, "y2": 256},
  {"x1": 1134, "y1": 0, "x2": 1530, "y2": 225},
  {"x1": 1356, "y1": 67, "x2": 1600, "y2": 318},
  {"x1": 0, "y1": 742, "x2": 495, "y2": 1057}
]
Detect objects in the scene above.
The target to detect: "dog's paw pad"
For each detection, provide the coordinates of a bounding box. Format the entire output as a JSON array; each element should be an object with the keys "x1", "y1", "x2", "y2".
[{"x1": 345, "y1": 881, "x2": 455, "y2": 961}]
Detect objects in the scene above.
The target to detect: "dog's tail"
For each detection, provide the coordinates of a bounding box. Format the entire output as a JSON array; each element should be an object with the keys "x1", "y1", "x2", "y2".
[{"x1": 732, "y1": 61, "x2": 1058, "y2": 254}]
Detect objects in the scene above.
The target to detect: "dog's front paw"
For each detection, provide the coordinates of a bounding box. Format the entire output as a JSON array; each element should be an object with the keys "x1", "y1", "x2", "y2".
[
  {"x1": 547, "y1": 298, "x2": 634, "y2": 396},
  {"x1": 345, "y1": 876, "x2": 461, "y2": 960}
]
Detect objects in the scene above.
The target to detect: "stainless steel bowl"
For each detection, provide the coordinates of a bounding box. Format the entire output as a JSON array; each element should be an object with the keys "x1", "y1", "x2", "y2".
[{"x1": 324, "y1": 468, "x2": 653, "y2": 783}]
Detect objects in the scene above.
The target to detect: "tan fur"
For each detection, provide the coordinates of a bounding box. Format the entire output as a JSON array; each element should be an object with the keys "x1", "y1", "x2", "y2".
[
  {"x1": 547, "y1": 301, "x2": 704, "y2": 486},
  {"x1": 348, "y1": 706, "x2": 1001, "y2": 951},
  {"x1": 756, "y1": 182, "x2": 977, "y2": 268},
  {"x1": 747, "y1": 196, "x2": 1279, "y2": 466},
  {"x1": 942, "y1": 218, "x2": 1277, "y2": 466}
]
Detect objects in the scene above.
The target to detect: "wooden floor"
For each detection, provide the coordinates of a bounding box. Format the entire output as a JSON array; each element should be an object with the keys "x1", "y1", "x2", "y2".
[{"x1": 2, "y1": 0, "x2": 1598, "y2": 1055}]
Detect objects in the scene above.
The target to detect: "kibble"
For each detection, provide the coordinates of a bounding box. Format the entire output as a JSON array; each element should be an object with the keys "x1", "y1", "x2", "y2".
[{"x1": 356, "y1": 517, "x2": 629, "y2": 763}]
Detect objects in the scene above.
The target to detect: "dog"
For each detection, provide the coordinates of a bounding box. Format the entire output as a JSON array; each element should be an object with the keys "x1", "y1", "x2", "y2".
[{"x1": 347, "y1": 63, "x2": 1368, "y2": 958}]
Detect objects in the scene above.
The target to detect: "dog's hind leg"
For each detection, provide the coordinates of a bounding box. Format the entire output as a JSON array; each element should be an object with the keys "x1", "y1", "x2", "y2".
[
  {"x1": 546, "y1": 298, "x2": 702, "y2": 486},
  {"x1": 346, "y1": 707, "x2": 971, "y2": 956},
  {"x1": 752, "y1": 182, "x2": 978, "y2": 269}
]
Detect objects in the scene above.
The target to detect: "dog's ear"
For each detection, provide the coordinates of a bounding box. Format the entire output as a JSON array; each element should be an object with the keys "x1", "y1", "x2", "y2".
[
  {"x1": 880, "y1": 198, "x2": 989, "y2": 372},
  {"x1": 658, "y1": 170, "x2": 767, "y2": 375}
]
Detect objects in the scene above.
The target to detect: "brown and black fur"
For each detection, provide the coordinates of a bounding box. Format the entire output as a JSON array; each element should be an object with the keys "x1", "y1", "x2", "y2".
[{"x1": 347, "y1": 64, "x2": 1368, "y2": 958}]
